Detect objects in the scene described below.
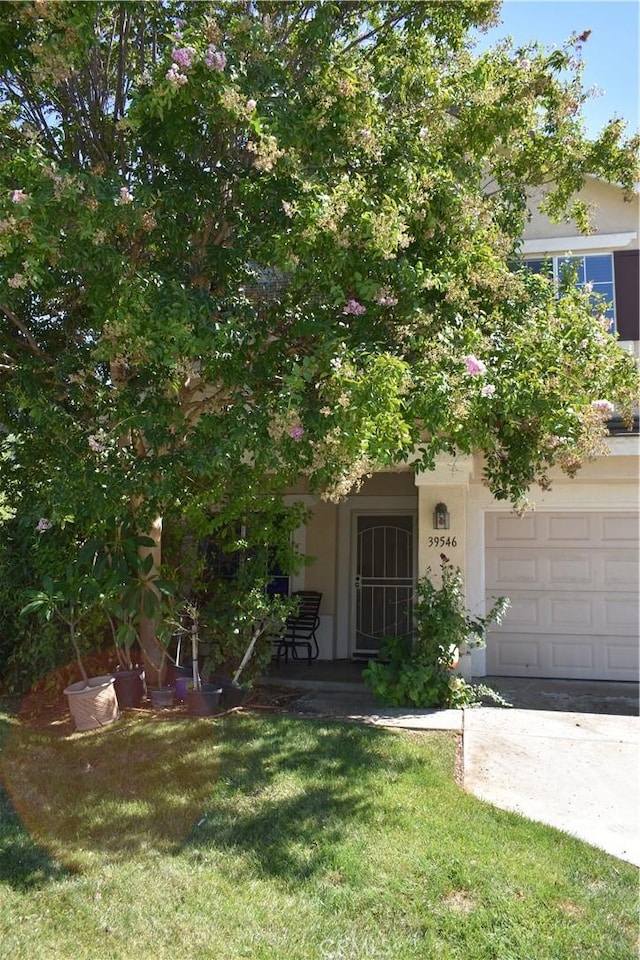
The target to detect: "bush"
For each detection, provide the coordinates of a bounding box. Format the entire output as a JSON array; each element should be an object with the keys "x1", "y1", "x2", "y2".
[
  {"x1": 199, "y1": 581, "x2": 293, "y2": 682},
  {"x1": 0, "y1": 514, "x2": 76, "y2": 691},
  {"x1": 363, "y1": 556, "x2": 510, "y2": 709},
  {"x1": 0, "y1": 513, "x2": 113, "y2": 692}
]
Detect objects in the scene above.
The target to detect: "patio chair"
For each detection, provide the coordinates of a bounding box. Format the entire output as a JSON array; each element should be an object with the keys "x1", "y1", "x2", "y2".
[{"x1": 273, "y1": 591, "x2": 322, "y2": 665}]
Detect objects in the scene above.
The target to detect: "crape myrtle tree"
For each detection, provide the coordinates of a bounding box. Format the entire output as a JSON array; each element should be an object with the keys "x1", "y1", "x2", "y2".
[{"x1": 0, "y1": 1, "x2": 638, "y2": 668}]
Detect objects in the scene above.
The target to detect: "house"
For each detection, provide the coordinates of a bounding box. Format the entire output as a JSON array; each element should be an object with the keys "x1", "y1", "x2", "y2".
[{"x1": 281, "y1": 176, "x2": 639, "y2": 683}]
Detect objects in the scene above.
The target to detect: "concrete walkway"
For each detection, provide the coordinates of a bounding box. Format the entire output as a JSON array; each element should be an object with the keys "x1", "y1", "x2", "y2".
[
  {"x1": 463, "y1": 708, "x2": 640, "y2": 867},
  {"x1": 278, "y1": 684, "x2": 640, "y2": 867}
]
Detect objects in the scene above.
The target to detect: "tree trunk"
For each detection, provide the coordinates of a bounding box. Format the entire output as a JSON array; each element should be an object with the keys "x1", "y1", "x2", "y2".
[{"x1": 137, "y1": 514, "x2": 168, "y2": 686}]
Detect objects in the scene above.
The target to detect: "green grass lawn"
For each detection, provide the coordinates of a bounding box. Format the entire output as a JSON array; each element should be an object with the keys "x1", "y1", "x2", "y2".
[{"x1": 0, "y1": 699, "x2": 637, "y2": 960}]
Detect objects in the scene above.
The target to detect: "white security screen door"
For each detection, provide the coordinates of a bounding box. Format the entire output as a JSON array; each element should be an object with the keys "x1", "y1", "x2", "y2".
[{"x1": 353, "y1": 514, "x2": 415, "y2": 656}]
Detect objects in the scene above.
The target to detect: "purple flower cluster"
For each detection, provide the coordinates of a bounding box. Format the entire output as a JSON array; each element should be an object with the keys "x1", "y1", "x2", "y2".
[
  {"x1": 166, "y1": 62, "x2": 188, "y2": 87},
  {"x1": 464, "y1": 355, "x2": 487, "y2": 376},
  {"x1": 591, "y1": 399, "x2": 614, "y2": 415},
  {"x1": 288, "y1": 425, "x2": 304, "y2": 441},
  {"x1": 205, "y1": 45, "x2": 227, "y2": 71},
  {"x1": 36, "y1": 518, "x2": 52, "y2": 533},
  {"x1": 343, "y1": 299, "x2": 366, "y2": 316},
  {"x1": 172, "y1": 47, "x2": 196, "y2": 70}
]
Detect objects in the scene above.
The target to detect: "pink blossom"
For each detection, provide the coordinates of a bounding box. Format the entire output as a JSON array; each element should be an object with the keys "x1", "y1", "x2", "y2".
[
  {"x1": 246, "y1": 98, "x2": 257, "y2": 111},
  {"x1": 376, "y1": 295, "x2": 398, "y2": 307},
  {"x1": 88, "y1": 434, "x2": 105, "y2": 453},
  {"x1": 8, "y1": 274, "x2": 27, "y2": 289},
  {"x1": 583, "y1": 281, "x2": 593, "y2": 294},
  {"x1": 288, "y1": 425, "x2": 304, "y2": 441},
  {"x1": 166, "y1": 63, "x2": 188, "y2": 87},
  {"x1": 36, "y1": 518, "x2": 52, "y2": 532},
  {"x1": 481, "y1": 383, "x2": 496, "y2": 397},
  {"x1": 591, "y1": 399, "x2": 614, "y2": 416},
  {"x1": 519, "y1": 58, "x2": 532, "y2": 70},
  {"x1": 205, "y1": 45, "x2": 226, "y2": 71},
  {"x1": 464, "y1": 355, "x2": 487, "y2": 376},
  {"x1": 343, "y1": 299, "x2": 366, "y2": 316},
  {"x1": 172, "y1": 47, "x2": 196, "y2": 70},
  {"x1": 12, "y1": 189, "x2": 28, "y2": 203},
  {"x1": 116, "y1": 186, "x2": 133, "y2": 204}
]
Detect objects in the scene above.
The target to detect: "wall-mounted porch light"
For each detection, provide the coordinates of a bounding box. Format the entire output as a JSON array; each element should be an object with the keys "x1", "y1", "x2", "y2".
[{"x1": 433, "y1": 502, "x2": 450, "y2": 530}]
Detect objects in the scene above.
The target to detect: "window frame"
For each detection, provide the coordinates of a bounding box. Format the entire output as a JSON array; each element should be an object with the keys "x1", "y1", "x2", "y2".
[{"x1": 522, "y1": 252, "x2": 617, "y2": 332}]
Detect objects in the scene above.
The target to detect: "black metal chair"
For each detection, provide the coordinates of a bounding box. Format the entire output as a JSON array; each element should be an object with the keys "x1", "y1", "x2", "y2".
[{"x1": 273, "y1": 591, "x2": 322, "y2": 665}]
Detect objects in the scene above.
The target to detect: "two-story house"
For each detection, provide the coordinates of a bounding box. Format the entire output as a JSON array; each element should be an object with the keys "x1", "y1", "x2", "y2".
[{"x1": 278, "y1": 176, "x2": 638, "y2": 684}]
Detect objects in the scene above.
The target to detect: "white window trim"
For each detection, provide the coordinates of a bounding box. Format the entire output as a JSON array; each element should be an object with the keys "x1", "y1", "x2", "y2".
[
  {"x1": 522, "y1": 252, "x2": 616, "y2": 326},
  {"x1": 521, "y1": 231, "x2": 636, "y2": 255}
]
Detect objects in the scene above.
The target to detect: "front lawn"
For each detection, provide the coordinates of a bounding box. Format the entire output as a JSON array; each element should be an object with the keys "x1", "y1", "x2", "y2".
[{"x1": 0, "y1": 700, "x2": 637, "y2": 959}]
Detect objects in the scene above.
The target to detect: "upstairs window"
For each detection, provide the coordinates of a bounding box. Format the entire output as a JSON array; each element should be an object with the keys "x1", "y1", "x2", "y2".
[{"x1": 523, "y1": 253, "x2": 616, "y2": 332}]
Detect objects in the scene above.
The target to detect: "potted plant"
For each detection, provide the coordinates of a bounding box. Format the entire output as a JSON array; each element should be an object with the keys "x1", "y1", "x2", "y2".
[
  {"x1": 204, "y1": 585, "x2": 293, "y2": 708},
  {"x1": 167, "y1": 601, "x2": 222, "y2": 715},
  {"x1": 80, "y1": 533, "x2": 176, "y2": 709},
  {"x1": 21, "y1": 561, "x2": 120, "y2": 731}
]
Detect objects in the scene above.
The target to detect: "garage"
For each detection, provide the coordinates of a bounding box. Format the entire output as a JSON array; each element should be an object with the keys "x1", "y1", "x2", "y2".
[{"x1": 485, "y1": 511, "x2": 639, "y2": 681}]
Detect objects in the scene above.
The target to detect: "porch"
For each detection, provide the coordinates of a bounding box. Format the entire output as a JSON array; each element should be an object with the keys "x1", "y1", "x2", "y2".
[{"x1": 260, "y1": 658, "x2": 639, "y2": 715}]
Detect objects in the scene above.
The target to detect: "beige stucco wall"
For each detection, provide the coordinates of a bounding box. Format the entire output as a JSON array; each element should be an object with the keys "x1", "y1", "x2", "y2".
[
  {"x1": 302, "y1": 499, "x2": 337, "y2": 610},
  {"x1": 525, "y1": 177, "x2": 639, "y2": 242},
  {"x1": 355, "y1": 470, "x2": 416, "y2": 497}
]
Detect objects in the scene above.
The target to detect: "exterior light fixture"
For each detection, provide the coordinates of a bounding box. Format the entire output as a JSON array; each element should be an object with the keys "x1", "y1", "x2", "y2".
[{"x1": 433, "y1": 502, "x2": 450, "y2": 530}]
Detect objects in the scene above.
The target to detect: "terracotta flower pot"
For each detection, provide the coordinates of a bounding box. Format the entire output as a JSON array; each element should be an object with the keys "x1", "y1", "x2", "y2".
[{"x1": 63, "y1": 675, "x2": 120, "y2": 732}]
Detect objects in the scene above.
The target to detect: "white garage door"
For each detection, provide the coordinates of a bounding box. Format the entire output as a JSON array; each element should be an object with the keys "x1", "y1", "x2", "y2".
[{"x1": 485, "y1": 512, "x2": 639, "y2": 681}]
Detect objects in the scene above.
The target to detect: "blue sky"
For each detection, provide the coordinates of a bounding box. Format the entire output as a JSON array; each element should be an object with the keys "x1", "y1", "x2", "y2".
[{"x1": 474, "y1": 0, "x2": 639, "y2": 138}]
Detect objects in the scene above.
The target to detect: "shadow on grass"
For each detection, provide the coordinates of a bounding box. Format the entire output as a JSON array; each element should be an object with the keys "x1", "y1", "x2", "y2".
[
  {"x1": 0, "y1": 704, "x2": 69, "y2": 890},
  {"x1": 0, "y1": 707, "x2": 411, "y2": 876},
  {"x1": 1, "y1": 711, "x2": 225, "y2": 867},
  {"x1": 181, "y1": 715, "x2": 408, "y2": 880}
]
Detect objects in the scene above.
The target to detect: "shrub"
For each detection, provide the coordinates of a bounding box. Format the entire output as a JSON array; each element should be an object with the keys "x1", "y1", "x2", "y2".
[
  {"x1": 363, "y1": 556, "x2": 510, "y2": 709},
  {"x1": 0, "y1": 513, "x2": 89, "y2": 691}
]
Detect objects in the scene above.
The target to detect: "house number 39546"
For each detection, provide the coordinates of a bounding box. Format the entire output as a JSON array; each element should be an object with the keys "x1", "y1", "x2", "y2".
[{"x1": 428, "y1": 535, "x2": 457, "y2": 548}]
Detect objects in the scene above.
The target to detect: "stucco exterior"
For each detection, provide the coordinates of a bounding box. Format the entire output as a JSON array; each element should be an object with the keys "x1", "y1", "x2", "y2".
[
  {"x1": 284, "y1": 178, "x2": 639, "y2": 681},
  {"x1": 525, "y1": 176, "x2": 639, "y2": 244}
]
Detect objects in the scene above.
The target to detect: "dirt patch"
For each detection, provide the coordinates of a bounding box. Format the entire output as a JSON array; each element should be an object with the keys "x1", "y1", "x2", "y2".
[
  {"x1": 12, "y1": 662, "x2": 301, "y2": 738},
  {"x1": 444, "y1": 890, "x2": 477, "y2": 913}
]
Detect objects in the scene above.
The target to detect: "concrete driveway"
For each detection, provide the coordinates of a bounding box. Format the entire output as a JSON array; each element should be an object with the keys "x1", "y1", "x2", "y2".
[{"x1": 463, "y1": 707, "x2": 640, "y2": 867}]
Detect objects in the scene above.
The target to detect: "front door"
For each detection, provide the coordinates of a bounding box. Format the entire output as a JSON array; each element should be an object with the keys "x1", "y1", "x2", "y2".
[{"x1": 352, "y1": 514, "x2": 415, "y2": 656}]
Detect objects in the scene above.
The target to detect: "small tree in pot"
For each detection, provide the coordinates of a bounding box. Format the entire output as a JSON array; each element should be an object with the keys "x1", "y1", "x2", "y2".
[
  {"x1": 78, "y1": 533, "x2": 176, "y2": 707},
  {"x1": 202, "y1": 583, "x2": 294, "y2": 707},
  {"x1": 165, "y1": 600, "x2": 224, "y2": 715},
  {"x1": 21, "y1": 560, "x2": 120, "y2": 731}
]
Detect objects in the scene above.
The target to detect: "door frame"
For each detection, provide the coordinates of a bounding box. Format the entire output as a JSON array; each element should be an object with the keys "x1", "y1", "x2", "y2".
[{"x1": 335, "y1": 495, "x2": 418, "y2": 660}]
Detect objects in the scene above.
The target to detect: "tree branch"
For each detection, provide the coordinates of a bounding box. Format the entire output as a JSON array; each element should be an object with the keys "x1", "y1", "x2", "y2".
[{"x1": 1, "y1": 305, "x2": 47, "y2": 357}]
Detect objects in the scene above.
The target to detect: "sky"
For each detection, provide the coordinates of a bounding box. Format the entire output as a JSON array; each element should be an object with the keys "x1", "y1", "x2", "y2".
[{"x1": 474, "y1": 0, "x2": 639, "y2": 138}]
